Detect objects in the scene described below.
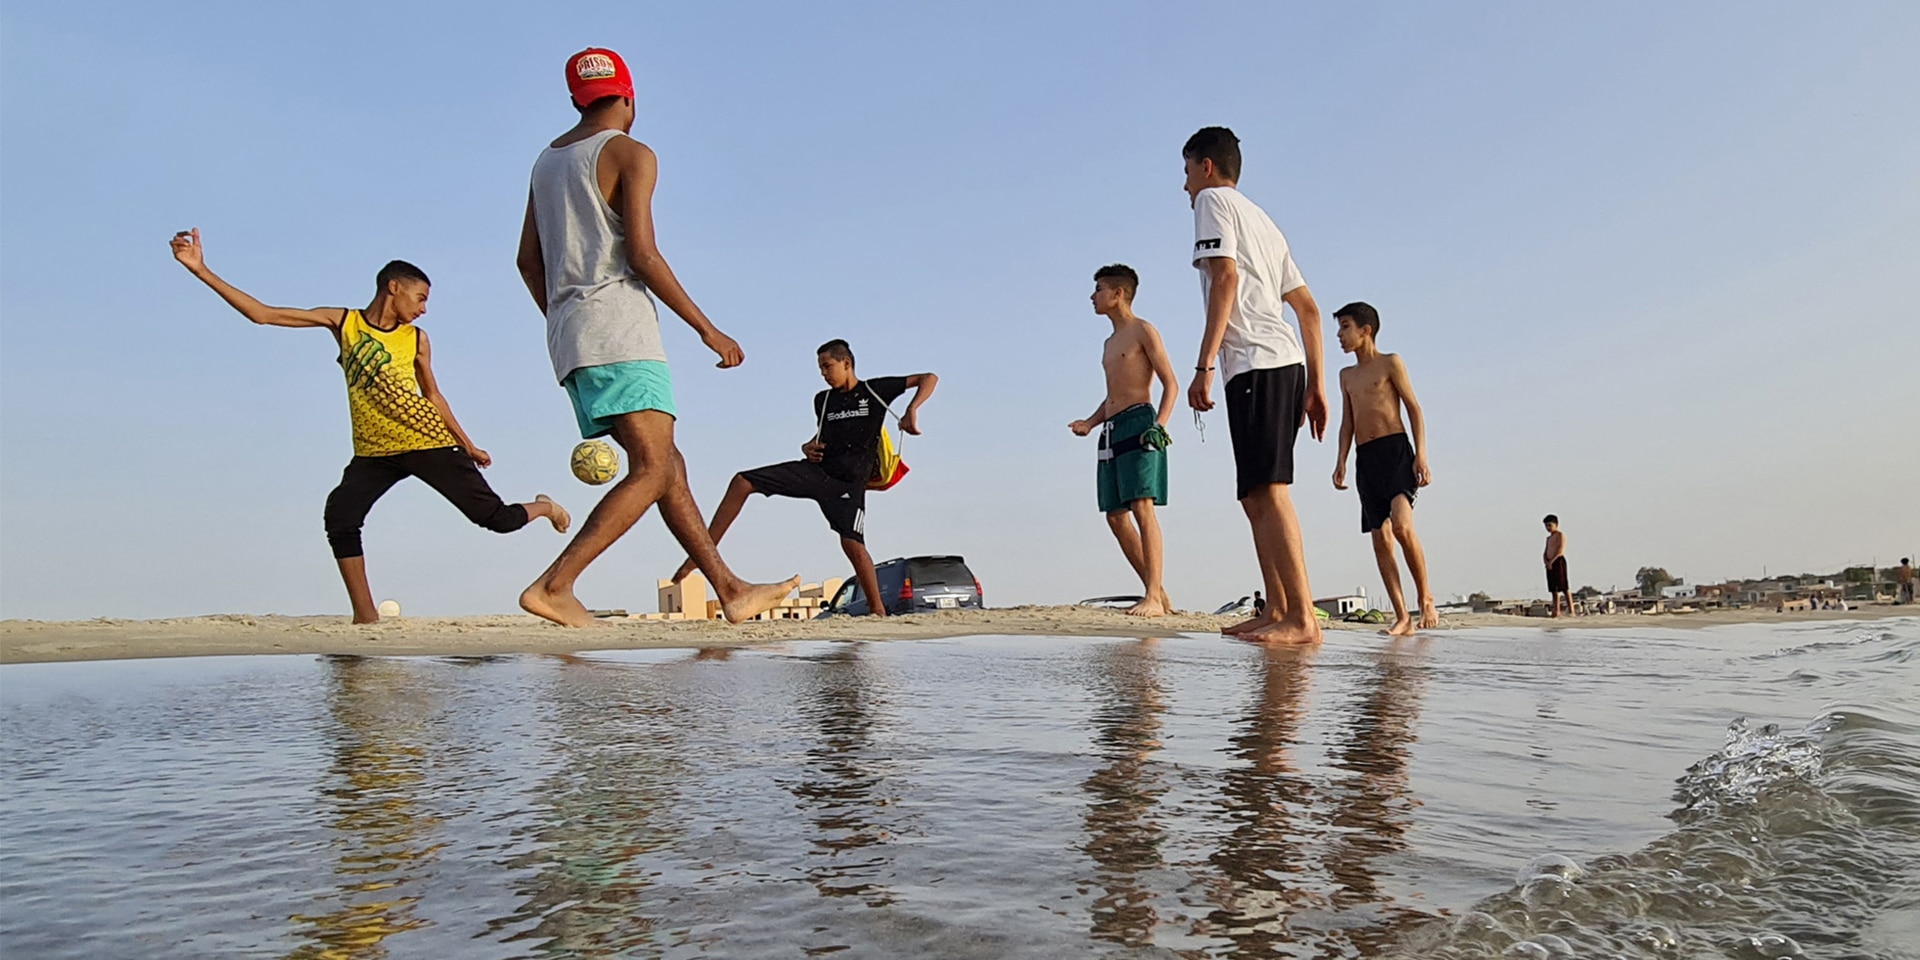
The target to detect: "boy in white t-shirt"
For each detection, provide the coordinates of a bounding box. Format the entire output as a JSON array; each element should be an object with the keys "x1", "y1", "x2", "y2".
[{"x1": 1181, "y1": 126, "x2": 1327, "y2": 644}]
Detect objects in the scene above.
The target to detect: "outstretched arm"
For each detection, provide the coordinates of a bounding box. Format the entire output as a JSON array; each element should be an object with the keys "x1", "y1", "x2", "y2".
[
  {"x1": 169, "y1": 229, "x2": 344, "y2": 331},
  {"x1": 1390, "y1": 355, "x2": 1430, "y2": 485},
  {"x1": 1283, "y1": 285, "x2": 1327, "y2": 441},
  {"x1": 515, "y1": 192, "x2": 548, "y2": 314},
  {"x1": 1069, "y1": 397, "x2": 1107, "y2": 436},
  {"x1": 410, "y1": 328, "x2": 487, "y2": 466},
  {"x1": 1143, "y1": 322, "x2": 1181, "y2": 427},
  {"x1": 898, "y1": 372, "x2": 938, "y2": 435},
  {"x1": 413, "y1": 329, "x2": 488, "y2": 466},
  {"x1": 611, "y1": 137, "x2": 744, "y2": 368}
]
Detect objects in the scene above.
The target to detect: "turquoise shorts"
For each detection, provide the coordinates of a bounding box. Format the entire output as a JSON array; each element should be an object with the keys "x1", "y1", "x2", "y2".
[{"x1": 562, "y1": 360, "x2": 676, "y2": 439}]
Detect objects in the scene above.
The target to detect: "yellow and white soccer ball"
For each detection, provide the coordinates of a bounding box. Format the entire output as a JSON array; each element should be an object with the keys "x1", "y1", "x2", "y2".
[{"x1": 570, "y1": 439, "x2": 621, "y2": 485}]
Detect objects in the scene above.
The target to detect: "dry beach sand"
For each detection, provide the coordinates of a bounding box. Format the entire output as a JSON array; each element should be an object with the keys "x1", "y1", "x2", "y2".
[{"x1": 3, "y1": 604, "x2": 1914, "y2": 665}]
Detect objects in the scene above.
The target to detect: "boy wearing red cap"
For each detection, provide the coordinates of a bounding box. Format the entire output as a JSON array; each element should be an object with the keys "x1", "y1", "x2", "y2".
[{"x1": 516, "y1": 47, "x2": 796, "y2": 627}]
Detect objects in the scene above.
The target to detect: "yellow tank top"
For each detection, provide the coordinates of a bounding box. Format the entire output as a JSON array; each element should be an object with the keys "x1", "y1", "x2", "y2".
[{"x1": 338, "y1": 310, "x2": 459, "y2": 457}]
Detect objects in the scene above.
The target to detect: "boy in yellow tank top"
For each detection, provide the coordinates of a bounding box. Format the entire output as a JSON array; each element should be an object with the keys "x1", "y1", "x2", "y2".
[{"x1": 170, "y1": 229, "x2": 571, "y2": 624}]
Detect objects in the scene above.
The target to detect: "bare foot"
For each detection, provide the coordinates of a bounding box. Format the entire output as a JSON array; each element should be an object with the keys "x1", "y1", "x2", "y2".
[
  {"x1": 1239, "y1": 618, "x2": 1325, "y2": 645},
  {"x1": 670, "y1": 557, "x2": 697, "y2": 584},
  {"x1": 1222, "y1": 613, "x2": 1277, "y2": 636},
  {"x1": 1386, "y1": 614, "x2": 1416, "y2": 637},
  {"x1": 520, "y1": 581, "x2": 600, "y2": 627},
  {"x1": 351, "y1": 613, "x2": 380, "y2": 625},
  {"x1": 1126, "y1": 596, "x2": 1169, "y2": 618},
  {"x1": 1419, "y1": 597, "x2": 1439, "y2": 629},
  {"x1": 536, "y1": 494, "x2": 571, "y2": 534},
  {"x1": 720, "y1": 576, "x2": 801, "y2": 624},
  {"x1": 1154, "y1": 588, "x2": 1175, "y2": 613}
]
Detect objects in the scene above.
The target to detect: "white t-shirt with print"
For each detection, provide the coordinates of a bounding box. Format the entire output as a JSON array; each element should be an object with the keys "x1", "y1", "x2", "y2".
[{"x1": 1191, "y1": 186, "x2": 1308, "y2": 380}]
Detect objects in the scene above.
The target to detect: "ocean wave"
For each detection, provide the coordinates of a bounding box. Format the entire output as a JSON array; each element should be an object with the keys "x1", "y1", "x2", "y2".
[{"x1": 1385, "y1": 706, "x2": 1920, "y2": 959}]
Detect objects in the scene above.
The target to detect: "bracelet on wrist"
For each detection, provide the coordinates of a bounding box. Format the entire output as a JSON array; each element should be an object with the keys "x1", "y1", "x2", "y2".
[{"x1": 1195, "y1": 366, "x2": 1214, "y2": 372}]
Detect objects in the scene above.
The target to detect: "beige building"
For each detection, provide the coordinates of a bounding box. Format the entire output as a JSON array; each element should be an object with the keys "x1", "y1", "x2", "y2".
[{"x1": 641, "y1": 574, "x2": 845, "y2": 622}]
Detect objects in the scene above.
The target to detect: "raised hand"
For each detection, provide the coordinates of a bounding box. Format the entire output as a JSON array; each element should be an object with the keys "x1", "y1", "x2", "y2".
[
  {"x1": 170, "y1": 228, "x2": 205, "y2": 272},
  {"x1": 703, "y1": 329, "x2": 745, "y2": 368}
]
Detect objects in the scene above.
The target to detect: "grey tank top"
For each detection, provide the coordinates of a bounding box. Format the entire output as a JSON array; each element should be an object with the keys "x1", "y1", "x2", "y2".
[{"x1": 530, "y1": 129, "x2": 667, "y2": 383}]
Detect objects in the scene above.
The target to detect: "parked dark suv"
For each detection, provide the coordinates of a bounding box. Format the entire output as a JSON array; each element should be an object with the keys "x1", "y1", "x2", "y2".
[{"x1": 819, "y1": 555, "x2": 983, "y2": 616}]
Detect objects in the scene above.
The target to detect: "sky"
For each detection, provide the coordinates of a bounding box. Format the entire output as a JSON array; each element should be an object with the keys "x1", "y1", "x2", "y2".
[{"x1": 2, "y1": 2, "x2": 1917, "y2": 620}]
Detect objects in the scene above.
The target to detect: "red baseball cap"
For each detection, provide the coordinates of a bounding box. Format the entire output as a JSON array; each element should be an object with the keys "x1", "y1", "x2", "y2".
[{"x1": 566, "y1": 48, "x2": 634, "y2": 107}]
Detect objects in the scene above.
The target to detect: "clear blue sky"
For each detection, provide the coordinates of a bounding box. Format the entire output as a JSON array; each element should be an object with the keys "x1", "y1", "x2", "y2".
[{"x1": 3, "y1": 2, "x2": 1916, "y2": 619}]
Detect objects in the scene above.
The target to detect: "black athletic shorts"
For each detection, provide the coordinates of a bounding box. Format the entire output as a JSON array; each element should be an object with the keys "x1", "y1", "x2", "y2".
[
  {"x1": 1356, "y1": 432, "x2": 1418, "y2": 533},
  {"x1": 1225, "y1": 363, "x2": 1306, "y2": 500},
  {"x1": 1546, "y1": 556, "x2": 1569, "y2": 595},
  {"x1": 740, "y1": 460, "x2": 868, "y2": 543}
]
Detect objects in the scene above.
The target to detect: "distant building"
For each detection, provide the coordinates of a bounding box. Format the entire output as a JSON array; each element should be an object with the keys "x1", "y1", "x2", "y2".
[{"x1": 1314, "y1": 593, "x2": 1369, "y2": 617}]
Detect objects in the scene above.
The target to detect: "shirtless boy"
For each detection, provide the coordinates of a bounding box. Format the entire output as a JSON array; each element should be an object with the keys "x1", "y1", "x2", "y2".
[
  {"x1": 1330, "y1": 302, "x2": 1435, "y2": 635},
  {"x1": 515, "y1": 46, "x2": 795, "y2": 626},
  {"x1": 1070, "y1": 264, "x2": 1178, "y2": 617},
  {"x1": 672, "y1": 340, "x2": 938, "y2": 617},
  {"x1": 1543, "y1": 516, "x2": 1572, "y2": 617},
  {"x1": 170, "y1": 230, "x2": 569, "y2": 624}
]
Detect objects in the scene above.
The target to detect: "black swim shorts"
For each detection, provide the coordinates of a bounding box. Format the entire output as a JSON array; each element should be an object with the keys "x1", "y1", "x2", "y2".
[
  {"x1": 1546, "y1": 556, "x2": 1569, "y2": 595},
  {"x1": 1225, "y1": 363, "x2": 1306, "y2": 500},
  {"x1": 739, "y1": 460, "x2": 868, "y2": 543},
  {"x1": 1355, "y1": 432, "x2": 1418, "y2": 533}
]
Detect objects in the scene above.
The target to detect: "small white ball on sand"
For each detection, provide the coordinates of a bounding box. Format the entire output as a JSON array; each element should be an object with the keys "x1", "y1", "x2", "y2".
[{"x1": 377, "y1": 599, "x2": 401, "y2": 618}]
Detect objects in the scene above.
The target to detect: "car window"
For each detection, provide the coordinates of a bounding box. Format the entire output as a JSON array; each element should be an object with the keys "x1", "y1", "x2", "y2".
[
  {"x1": 831, "y1": 580, "x2": 862, "y2": 611},
  {"x1": 908, "y1": 557, "x2": 972, "y2": 586}
]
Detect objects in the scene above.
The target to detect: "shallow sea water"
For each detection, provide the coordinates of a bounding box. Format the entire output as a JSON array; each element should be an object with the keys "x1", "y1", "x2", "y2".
[{"x1": 3, "y1": 620, "x2": 1917, "y2": 959}]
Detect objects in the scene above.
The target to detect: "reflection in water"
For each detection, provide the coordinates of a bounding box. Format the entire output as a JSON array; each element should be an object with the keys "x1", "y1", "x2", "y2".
[
  {"x1": 786, "y1": 644, "x2": 898, "y2": 906},
  {"x1": 1079, "y1": 639, "x2": 1170, "y2": 948},
  {"x1": 492, "y1": 655, "x2": 689, "y2": 955},
  {"x1": 1323, "y1": 641, "x2": 1433, "y2": 950},
  {"x1": 1207, "y1": 645, "x2": 1320, "y2": 955},
  {"x1": 285, "y1": 657, "x2": 441, "y2": 960},
  {"x1": 1207, "y1": 642, "x2": 1434, "y2": 958}
]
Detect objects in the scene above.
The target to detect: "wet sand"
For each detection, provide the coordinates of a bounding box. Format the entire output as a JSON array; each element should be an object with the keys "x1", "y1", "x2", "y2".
[{"x1": 2, "y1": 605, "x2": 1913, "y2": 664}]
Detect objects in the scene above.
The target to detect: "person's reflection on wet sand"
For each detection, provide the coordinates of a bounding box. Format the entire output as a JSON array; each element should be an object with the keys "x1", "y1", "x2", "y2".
[
  {"x1": 1205, "y1": 643, "x2": 1319, "y2": 956},
  {"x1": 1079, "y1": 638, "x2": 1171, "y2": 948},
  {"x1": 284, "y1": 656, "x2": 440, "y2": 960},
  {"x1": 492, "y1": 654, "x2": 690, "y2": 955},
  {"x1": 1323, "y1": 639, "x2": 1434, "y2": 949},
  {"x1": 1205, "y1": 640, "x2": 1436, "y2": 957},
  {"x1": 786, "y1": 643, "x2": 899, "y2": 907}
]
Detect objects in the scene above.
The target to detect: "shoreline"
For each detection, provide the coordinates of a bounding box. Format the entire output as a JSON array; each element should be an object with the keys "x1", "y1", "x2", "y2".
[{"x1": 2, "y1": 605, "x2": 1914, "y2": 665}]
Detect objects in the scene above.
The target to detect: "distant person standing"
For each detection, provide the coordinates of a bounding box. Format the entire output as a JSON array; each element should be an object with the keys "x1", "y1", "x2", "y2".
[
  {"x1": 1253, "y1": 590, "x2": 1267, "y2": 616},
  {"x1": 515, "y1": 47, "x2": 796, "y2": 626},
  {"x1": 1180, "y1": 126, "x2": 1326, "y2": 645},
  {"x1": 1898, "y1": 558, "x2": 1914, "y2": 605},
  {"x1": 1543, "y1": 515, "x2": 1572, "y2": 617},
  {"x1": 1069, "y1": 264, "x2": 1179, "y2": 618},
  {"x1": 1330, "y1": 302, "x2": 1436, "y2": 635}
]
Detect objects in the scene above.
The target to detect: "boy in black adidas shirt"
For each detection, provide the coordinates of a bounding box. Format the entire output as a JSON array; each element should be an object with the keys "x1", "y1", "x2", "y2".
[{"x1": 672, "y1": 340, "x2": 938, "y2": 616}]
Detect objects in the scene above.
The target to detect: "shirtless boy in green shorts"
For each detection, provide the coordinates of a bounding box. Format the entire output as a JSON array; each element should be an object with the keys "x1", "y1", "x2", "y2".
[{"x1": 1070, "y1": 265, "x2": 1179, "y2": 617}]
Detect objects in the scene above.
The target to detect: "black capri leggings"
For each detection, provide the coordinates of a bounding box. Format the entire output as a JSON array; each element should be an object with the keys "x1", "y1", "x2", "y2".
[{"x1": 323, "y1": 447, "x2": 528, "y2": 559}]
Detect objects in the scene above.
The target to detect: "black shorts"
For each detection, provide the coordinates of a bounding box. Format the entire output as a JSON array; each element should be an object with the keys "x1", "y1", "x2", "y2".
[
  {"x1": 739, "y1": 460, "x2": 868, "y2": 543},
  {"x1": 1546, "y1": 556, "x2": 1569, "y2": 594},
  {"x1": 323, "y1": 447, "x2": 528, "y2": 559},
  {"x1": 1356, "y1": 432, "x2": 1418, "y2": 533},
  {"x1": 1225, "y1": 364, "x2": 1306, "y2": 500}
]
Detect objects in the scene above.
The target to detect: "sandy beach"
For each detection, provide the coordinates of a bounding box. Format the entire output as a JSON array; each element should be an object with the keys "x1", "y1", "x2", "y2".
[{"x1": 0, "y1": 604, "x2": 1910, "y2": 665}]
